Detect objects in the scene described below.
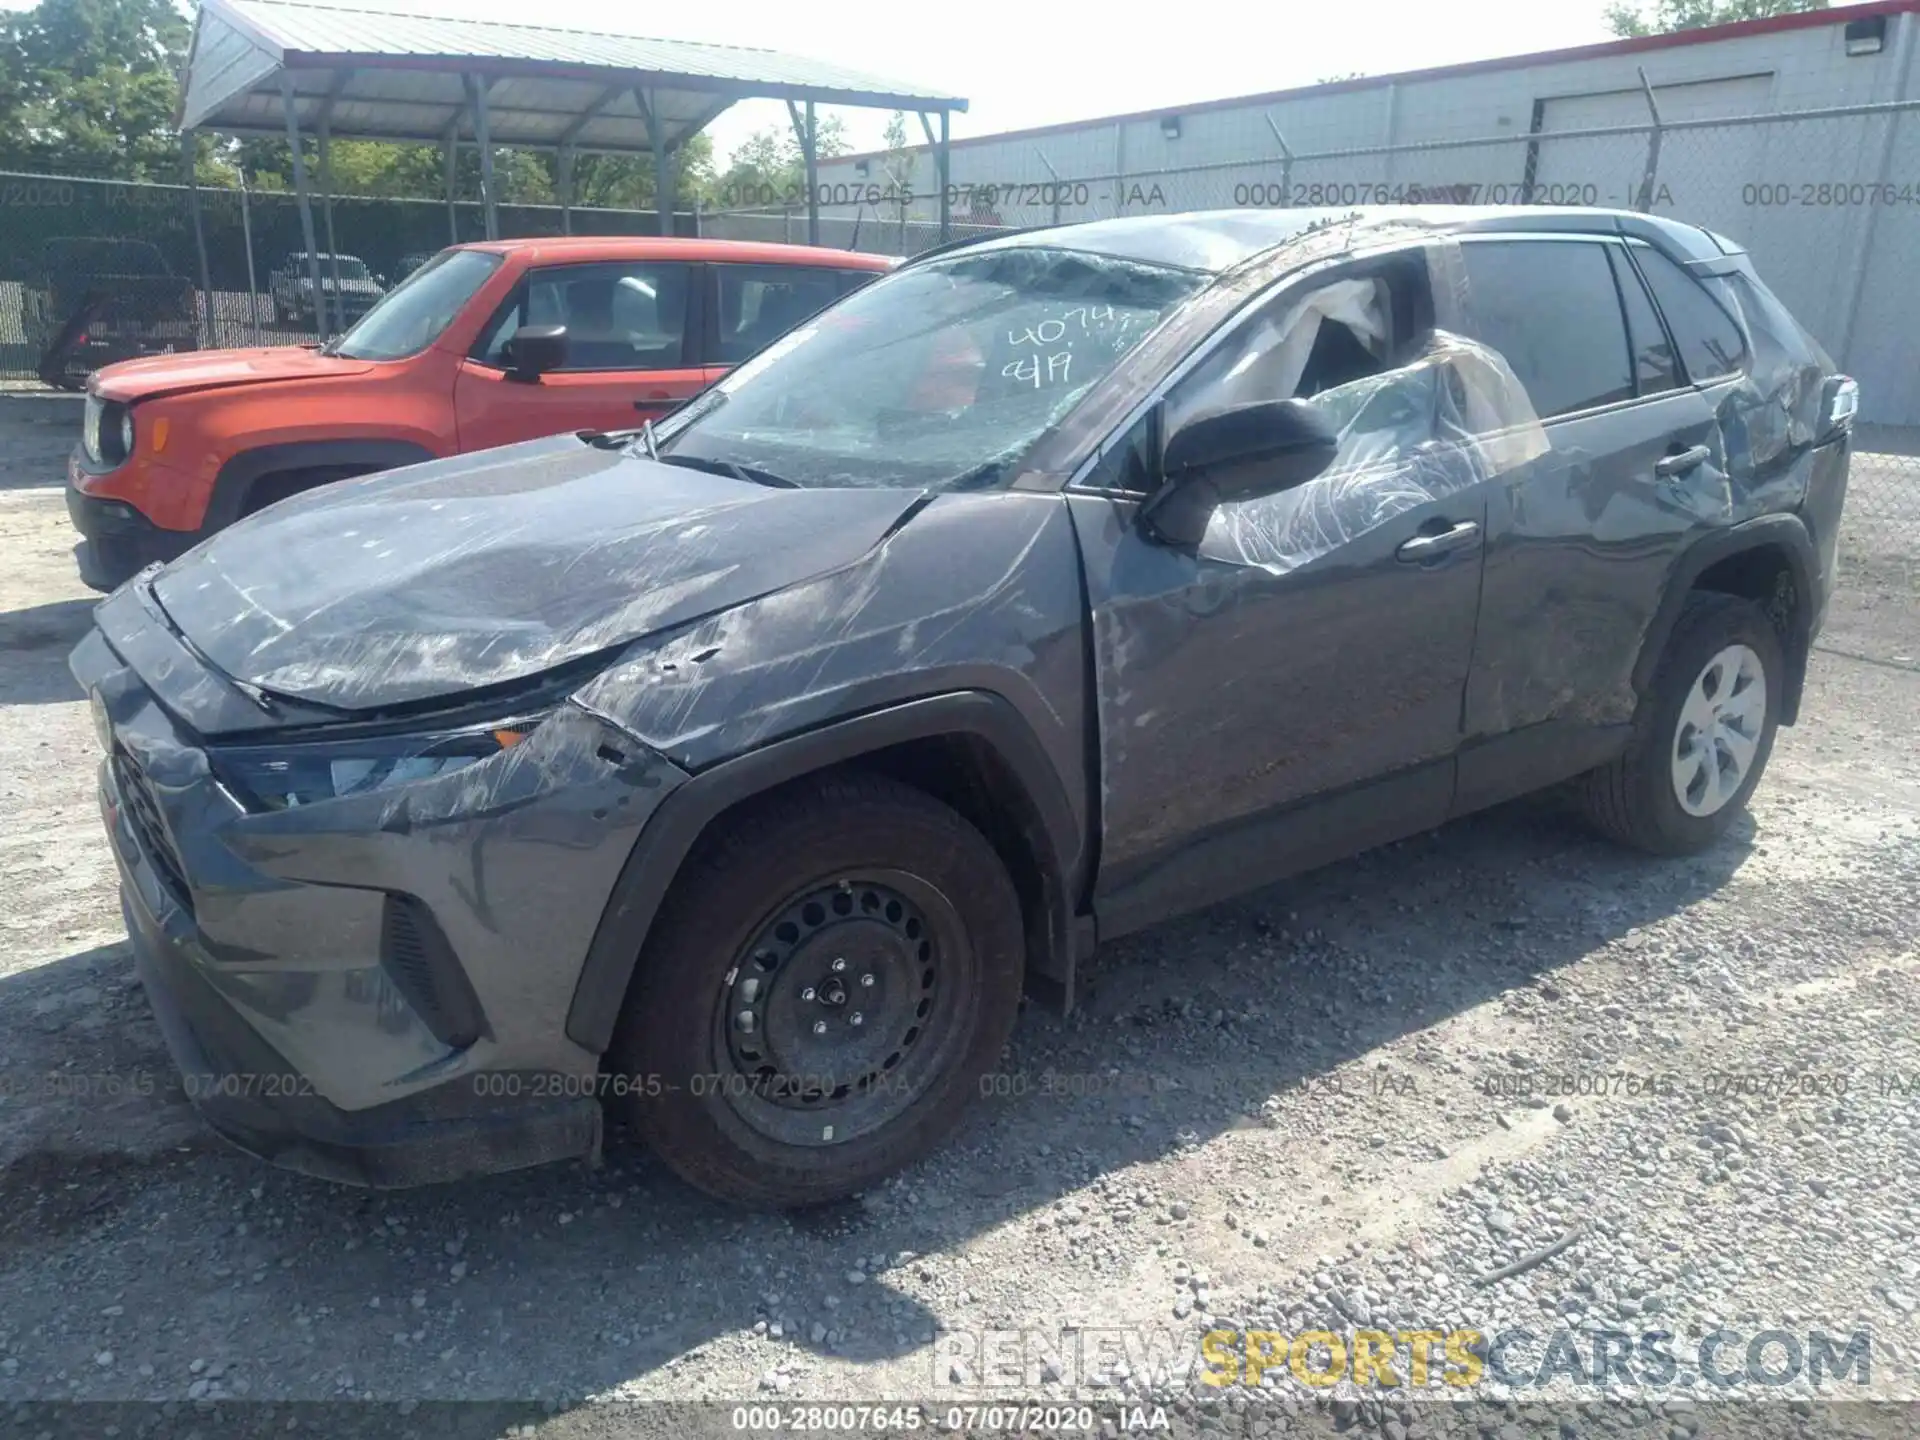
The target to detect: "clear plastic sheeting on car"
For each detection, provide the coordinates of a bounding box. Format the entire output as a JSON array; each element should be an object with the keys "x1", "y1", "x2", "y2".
[
  {"x1": 1200, "y1": 330, "x2": 1545, "y2": 576},
  {"x1": 1166, "y1": 277, "x2": 1391, "y2": 429}
]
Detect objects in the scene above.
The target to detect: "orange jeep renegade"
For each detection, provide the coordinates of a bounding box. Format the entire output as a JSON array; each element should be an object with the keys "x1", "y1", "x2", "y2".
[{"x1": 66, "y1": 236, "x2": 893, "y2": 590}]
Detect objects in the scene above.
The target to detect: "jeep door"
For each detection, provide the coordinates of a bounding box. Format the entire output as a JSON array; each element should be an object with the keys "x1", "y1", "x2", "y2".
[
  {"x1": 453, "y1": 259, "x2": 707, "y2": 450},
  {"x1": 1066, "y1": 243, "x2": 1508, "y2": 937}
]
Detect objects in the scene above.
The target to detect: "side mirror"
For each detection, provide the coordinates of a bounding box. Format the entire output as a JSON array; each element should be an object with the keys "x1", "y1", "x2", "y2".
[
  {"x1": 504, "y1": 324, "x2": 568, "y2": 383},
  {"x1": 1140, "y1": 398, "x2": 1340, "y2": 548}
]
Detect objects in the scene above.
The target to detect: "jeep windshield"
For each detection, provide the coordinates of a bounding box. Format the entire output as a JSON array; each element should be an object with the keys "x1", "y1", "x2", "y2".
[
  {"x1": 653, "y1": 246, "x2": 1207, "y2": 490},
  {"x1": 327, "y1": 249, "x2": 502, "y2": 361}
]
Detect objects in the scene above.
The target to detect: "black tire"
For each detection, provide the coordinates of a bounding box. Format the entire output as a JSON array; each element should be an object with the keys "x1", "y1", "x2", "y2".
[
  {"x1": 609, "y1": 772, "x2": 1025, "y2": 1209},
  {"x1": 239, "y1": 465, "x2": 368, "y2": 517},
  {"x1": 1577, "y1": 591, "x2": 1783, "y2": 855}
]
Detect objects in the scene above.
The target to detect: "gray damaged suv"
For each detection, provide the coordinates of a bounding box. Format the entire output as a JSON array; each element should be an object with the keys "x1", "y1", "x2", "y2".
[{"x1": 72, "y1": 207, "x2": 1855, "y2": 1208}]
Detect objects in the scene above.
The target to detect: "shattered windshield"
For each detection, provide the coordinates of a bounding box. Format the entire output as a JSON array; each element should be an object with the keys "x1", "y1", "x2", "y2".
[{"x1": 653, "y1": 247, "x2": 1206, "y2": 490}]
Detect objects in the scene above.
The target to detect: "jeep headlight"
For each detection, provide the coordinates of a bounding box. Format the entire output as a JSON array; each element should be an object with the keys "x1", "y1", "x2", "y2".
[
  {"x1": 82, "y1": 393, "x2": 103, "y2": 465},
  {"x1": 211, "y1": 714, "x2": 547, "y2": 812},
  {"x1": 83, "y1": 395, "x2": 134, "y2": 468}
]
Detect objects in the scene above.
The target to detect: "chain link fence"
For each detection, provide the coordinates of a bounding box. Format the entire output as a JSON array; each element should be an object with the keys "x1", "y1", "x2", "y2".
[
  {"x1": 0, "y1": 172, "x2": 691, "y2": 385},
  {"x1": 2, "y1": 102, "x2": 1913, "y2": 643},
  {"x1": 705, "y1": 101, "x2": 1919, "y2": 643}
]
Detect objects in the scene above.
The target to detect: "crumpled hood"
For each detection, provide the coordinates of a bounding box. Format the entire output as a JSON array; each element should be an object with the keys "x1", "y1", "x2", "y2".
[
  {"x1": 92, "y1": 346, "x2": 376, "y2": 403},
  {"x1": 149, "y1": 434, "x2": 924, "y2": 712}
]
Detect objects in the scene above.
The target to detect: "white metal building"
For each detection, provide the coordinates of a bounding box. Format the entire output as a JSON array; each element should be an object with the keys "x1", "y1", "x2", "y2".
[{"x1": 812, "y1": 1, "x2": 1920, "y2": 423}]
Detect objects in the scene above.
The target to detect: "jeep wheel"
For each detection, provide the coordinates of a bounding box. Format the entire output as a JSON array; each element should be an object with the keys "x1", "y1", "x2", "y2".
[
  {"x1": 1577, "y1": 591, "x2": 1783, "y2": 855},
  {"x1": 610, "y1": 772, "x2": 1024, "y2": 1208},
  {"x1": 239, "y1": 465, "x2": 371, "y2": 517}
]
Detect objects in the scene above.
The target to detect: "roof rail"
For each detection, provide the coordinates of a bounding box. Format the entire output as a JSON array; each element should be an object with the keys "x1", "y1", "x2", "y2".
[{"x1": 897, "y1": 226, "x2": 1052, "y2": 268}]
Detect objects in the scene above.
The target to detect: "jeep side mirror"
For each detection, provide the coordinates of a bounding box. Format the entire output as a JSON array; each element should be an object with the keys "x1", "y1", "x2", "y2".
[
  {"x1": 505, "y1": 325, "x2": 568, "y2": 383},
  {"x1": 1140, "y1": 398, "x2": 1340, "y2": 548}
]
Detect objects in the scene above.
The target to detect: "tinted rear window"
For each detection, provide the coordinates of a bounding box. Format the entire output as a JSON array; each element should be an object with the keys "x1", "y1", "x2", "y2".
[
  {"x1": 1606, "y1": 245, "x2": 1680, "y2": 397},
  {"x1": 1460, "y1": 240, "x2": 1634, "y2": 419},
  {"x1": 1630, "y1": 244, "x2": 1746, "y2": 383}
]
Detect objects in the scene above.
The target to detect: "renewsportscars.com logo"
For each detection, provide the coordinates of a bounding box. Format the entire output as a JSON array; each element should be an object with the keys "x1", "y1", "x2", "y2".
[{"x1": 932, "y1": 1326, "x2": 1876, "y2": 1394}]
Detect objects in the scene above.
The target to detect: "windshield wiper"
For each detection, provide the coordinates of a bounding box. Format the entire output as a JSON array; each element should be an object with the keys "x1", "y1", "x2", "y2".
[
  {"x1": 640, "y1": 418, "x2": 659, "y2": 461},
  {"x1": 656, "y1": 454, "x2": 799, "y2": 489}
]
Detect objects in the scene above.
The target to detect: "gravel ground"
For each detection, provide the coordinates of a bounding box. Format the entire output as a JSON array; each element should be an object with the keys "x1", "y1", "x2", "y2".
[{"x1": 2, "y1": 416, "x2": 1917, "y2": 1438}]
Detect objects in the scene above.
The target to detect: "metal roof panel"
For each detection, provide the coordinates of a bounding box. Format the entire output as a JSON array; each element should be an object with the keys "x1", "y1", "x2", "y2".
[{"x1": 203, "y1": 0, "x2": 962, "y2": 103}]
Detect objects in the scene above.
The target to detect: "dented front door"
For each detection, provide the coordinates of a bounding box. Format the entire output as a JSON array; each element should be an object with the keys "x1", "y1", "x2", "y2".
[{"x1": 1066, "y1": 369, "x2": 1492, "y2": 936}]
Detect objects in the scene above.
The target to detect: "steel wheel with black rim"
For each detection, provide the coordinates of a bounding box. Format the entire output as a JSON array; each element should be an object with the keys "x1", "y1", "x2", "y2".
[
  {"x1": 1577, "y1": 591, "x2": 1784, "y2": 855},
  {"x1": 609, "y1": 771, "x2": 1025, "y2": 1208}
]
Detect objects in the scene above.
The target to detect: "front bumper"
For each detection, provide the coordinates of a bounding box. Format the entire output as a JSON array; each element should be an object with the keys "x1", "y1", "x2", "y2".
[
  {"x1": 66, "y1": 452, "x2": 206, "y2": 592},
  {"x1": 73, "y1": 618, "x2": 687, "y2": 1187},
  {"x1": 118, "y1": 876, "x2": 599, "y2": 1187}
]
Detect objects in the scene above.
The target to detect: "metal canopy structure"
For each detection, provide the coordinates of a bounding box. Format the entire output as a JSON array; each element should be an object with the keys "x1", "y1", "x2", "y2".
[{"x1": 175, "y1": 0, "x2": 965, "y2": 339}]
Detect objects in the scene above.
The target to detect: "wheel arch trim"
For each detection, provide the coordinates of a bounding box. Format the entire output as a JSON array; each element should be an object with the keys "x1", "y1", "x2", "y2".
[
  {"x1": 206, "y1": 438, "x2": 437, "y2": 529},
  {"x1": 1634, "y1": 513, "x2": 1818, "y2": 726},
  {"x1": 564, "y1": 690, "x2": 1080, "y2": 1054}
]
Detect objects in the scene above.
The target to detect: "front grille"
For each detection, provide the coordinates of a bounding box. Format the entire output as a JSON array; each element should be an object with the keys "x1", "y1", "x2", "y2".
[{"x1": 112, "y1": 747, "x2": 193, "y2": 913}]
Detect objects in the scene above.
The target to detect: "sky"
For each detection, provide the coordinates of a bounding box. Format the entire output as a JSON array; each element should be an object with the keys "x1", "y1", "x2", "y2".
[
  {"x1": 3, "y1": 0, "x2": 1633, "y2": 163},
  {"x1": 390, "y1": 0, "x2": 1630, "y2": 161}
]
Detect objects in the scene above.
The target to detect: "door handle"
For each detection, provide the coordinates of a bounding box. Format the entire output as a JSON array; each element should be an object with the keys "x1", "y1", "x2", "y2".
[
  {"x1": 633, "y1": 390, "x2": 674, "y2": 410},
  {"x1": 1396, "y1": 520, "x2": 1481, "y2": 563},
  {"x1": 1655, "y1": 444, "x2": 1712, "y2": 478}
]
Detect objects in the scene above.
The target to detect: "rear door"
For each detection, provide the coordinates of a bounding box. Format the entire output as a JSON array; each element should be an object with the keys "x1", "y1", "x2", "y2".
[
  {"x1": 702, "y1": 263, "x2": 880, "y2": 384},
  {"x1": 1455, "y1": 233, "x2": 1725, "y2": 808},
  {"x1": 453, "y1": 258, "x2": 703, "y2": 450}
]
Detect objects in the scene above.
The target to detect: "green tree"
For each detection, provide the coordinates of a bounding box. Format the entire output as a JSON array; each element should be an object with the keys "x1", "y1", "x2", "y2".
[
  {"x1": 1604, "y1": 0, "x2": 1826, "y2": 37},
  {"x1": 0, "y1": 0, "x2": 191, "y2": 178},
  {"x1": 233, "y1": 132, "x2": 715, "y2": 213},
  {"x1": 709, "y1": 113, "x2": 851, "y2": 209},
  {"x1": 873, "y1": 111, "x2": 919, "y2": 236},
  {"x1": 0, "y1": 0, "x2": 723, "y2": 215},
  {"x1": 550, "y1": 134, "x2": 716, "y2": 212}
]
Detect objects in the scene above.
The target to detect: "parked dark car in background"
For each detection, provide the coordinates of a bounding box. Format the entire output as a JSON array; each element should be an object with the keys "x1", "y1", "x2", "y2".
[
  {"x1": 268, "y1": 250, "x2": 387, "y2": 328},
  {"x1": 24, "y1": 237, "x2": 198, "y2": 390},
  {"x1": 71, "y1": 206, "x2": 1855, "y2": 1209}
]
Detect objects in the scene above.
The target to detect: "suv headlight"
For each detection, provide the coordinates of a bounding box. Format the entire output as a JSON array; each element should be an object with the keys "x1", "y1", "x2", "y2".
[{"x1": 211, "y1": 714, "x2": 547, "y2": 812}]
